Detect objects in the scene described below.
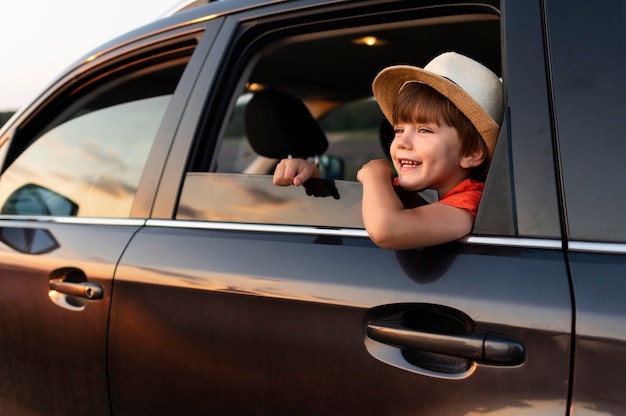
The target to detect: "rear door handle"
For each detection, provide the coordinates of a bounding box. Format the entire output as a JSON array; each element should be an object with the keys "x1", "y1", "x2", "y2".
[
  {"x1": 49, "y1": 279, "x2": 103, "y2": 300},
  {"x1": 367, "y1": 321, "x2": 524, "y2": 365}
]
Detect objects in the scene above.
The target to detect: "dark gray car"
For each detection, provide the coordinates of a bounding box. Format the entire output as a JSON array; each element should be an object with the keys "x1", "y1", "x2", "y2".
[{"x1": 0, "y1": 0, "x2": 624, "y2": 414}]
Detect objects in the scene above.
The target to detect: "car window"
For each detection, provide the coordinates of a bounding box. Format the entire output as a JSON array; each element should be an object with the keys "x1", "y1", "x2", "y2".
[
  {"x1": 0, "y1": 57, "x2": 190, "y2": 218},
  {"x1": 547, "y1": 0, "x2": 626, "y2": 242},
  {"x1": 319, "y1": 98, "x2": 388, "y2": 181},
  {"x1": 217, "y1": 95, "x2": 386, "y2": 179},
  {"x1": 216, "y1": 93, "x2": 259, "y2": 174},
  {"x1": 179, "y1": 5, "x2": 502, "y2": 230},
  {"x1": 178, "y1": 173, "x2": 365, "y2": 228}
]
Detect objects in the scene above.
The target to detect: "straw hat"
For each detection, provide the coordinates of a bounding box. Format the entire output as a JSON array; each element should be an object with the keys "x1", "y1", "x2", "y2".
[{"x1": 372, "y1": 52, "x2": 503, "y2": 159}]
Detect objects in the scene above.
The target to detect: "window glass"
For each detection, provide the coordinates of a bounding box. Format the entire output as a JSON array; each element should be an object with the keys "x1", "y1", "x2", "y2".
[
  {"x1": 178, "y1": 173, "x2": 365, "y2": 228},
  {"x1": 548, "y1": 0, "x2": 626, "y2": 242},
  {"x1": 0, "y1": 55, "x2": 190, "y2": 218},
  {"x1": 0, "y1": 96, "x2": 170, "y2": 217}
]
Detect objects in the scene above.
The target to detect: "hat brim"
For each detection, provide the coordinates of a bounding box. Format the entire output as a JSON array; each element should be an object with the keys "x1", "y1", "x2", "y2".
[{"x1": 372, "y1": 65, "x2": 500, "y2": 160}]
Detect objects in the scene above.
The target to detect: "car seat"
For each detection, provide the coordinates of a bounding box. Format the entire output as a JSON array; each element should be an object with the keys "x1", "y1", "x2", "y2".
[
  {"x1": 379, "y1": 118, "x2": 395, "y2": 160},
  {"x1": 244, "y1": 90, "x2": 329, "y2": 160}
]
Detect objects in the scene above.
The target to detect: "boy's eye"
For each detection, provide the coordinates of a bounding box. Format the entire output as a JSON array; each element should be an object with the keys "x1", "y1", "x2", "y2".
[
  {"x1": 394, "y1": 127, "x2": 404, "y2": 135},
  {"x1": 418, "y1": 127, "x2": 433, "y2": 134}
]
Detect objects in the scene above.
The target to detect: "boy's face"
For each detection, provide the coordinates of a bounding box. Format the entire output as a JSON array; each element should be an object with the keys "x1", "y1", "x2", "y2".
[{"x1": 390, "y1": 119, "x2": 472, "y2": 195}]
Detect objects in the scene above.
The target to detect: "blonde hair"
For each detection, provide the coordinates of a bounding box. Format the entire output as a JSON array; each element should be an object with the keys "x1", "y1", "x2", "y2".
[{"x1": 393, "y1": 82, "x2": 488, "y2": 180}]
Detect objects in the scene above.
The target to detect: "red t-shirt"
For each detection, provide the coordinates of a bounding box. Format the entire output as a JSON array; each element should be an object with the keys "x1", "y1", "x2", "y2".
[{"x1": 435, "y1": 178, "x2": 484, "y2": 217}]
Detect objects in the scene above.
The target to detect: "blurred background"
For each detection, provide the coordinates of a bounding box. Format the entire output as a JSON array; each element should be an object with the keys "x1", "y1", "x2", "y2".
[{"x1": 1, "y1": 0, "x2": 181, "y2": 125}]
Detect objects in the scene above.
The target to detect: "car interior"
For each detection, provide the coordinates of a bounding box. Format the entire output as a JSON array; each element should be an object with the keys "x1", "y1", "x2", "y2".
[{"x1": 213, "y1": 10, "x2": 501, "y2": 182}]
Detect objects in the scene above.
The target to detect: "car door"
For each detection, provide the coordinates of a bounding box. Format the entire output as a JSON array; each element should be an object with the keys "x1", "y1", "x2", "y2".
[
  {"x1": 545, "y1": 0, "x2": 626, "y2": 414},
  {"x1": 109, "y1": 0, "x2": 573, "y2": 414},
  {"x1": 0, "y1": 24, "x2": 201, "y2": 415}
]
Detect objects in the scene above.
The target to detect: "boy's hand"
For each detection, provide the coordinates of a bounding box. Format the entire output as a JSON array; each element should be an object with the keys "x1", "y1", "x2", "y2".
[
  {"x1": 357, "y1": 159, "x2": 393, "y2": 184},
  {"x1": 273, "y1": 158, "x2": 319, "y2": 186}
]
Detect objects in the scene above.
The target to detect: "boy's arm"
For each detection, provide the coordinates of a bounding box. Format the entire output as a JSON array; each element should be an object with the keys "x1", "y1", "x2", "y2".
[
  {"x1": 358, "y1": 160, "x2": 474, "y2": 250},
  {"x1": 273, "y1": 158, "x2": 320, "y2": 186}
]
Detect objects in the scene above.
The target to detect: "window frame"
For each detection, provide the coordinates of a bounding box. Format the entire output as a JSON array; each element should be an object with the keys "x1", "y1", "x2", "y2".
[{"x1": 156, "y1": 0, "x2": 554, "y2": 241}]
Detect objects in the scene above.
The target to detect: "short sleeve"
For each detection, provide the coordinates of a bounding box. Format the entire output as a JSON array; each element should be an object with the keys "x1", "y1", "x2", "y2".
[{"x1": 435, "y1": 179, "x2": 484, "y2": 217}]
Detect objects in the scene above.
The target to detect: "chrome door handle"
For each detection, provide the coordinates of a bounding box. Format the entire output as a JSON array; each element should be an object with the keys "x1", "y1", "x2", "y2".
[
  {"x1": 367, "y1": 321, "x2": 524, "y2": 365},
  {"x1": 49, "y1": 279, "x2": 103, "y2": 300}
]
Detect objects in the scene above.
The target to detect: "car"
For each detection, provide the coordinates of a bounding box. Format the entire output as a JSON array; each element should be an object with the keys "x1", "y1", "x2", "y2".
[{"x1": 0, "y1": 0, "x2": 624, "y2": 414}]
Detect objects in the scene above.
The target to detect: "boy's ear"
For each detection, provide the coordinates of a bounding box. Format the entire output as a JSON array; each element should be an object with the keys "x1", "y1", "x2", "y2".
[{"x1": 460, "y1": 148, "x2": 486, "y2": 169}]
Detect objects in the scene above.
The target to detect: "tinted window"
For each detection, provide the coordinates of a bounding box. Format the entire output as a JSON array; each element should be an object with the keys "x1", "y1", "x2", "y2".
[
  {"x1": 548, "y1": 0, "x2": 626, "y2": 242},
  {"x1": 0, "y1": 60, "x2": 189, "y2": 218},
  {"x1": 178, "y1": 173, "x2": 365, "y2": 228}
]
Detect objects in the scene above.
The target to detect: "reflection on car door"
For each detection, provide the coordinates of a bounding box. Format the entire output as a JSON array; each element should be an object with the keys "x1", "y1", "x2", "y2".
[
  {"x1": 109, "y1": 181, "x2": 572, "y2": 415},
  {"x1": 0, "y1": 221, "x2": 144, "y2": 415}
]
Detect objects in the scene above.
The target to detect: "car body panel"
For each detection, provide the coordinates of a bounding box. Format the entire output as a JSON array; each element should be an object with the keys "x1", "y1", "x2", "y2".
[
  {"x1": 568, "y1": 251, "x2": 626, "y2": 415},
  {"x1": 544, "y1": 1, "x2": 626, "y2": 414},
  {"x1": 493, "y1": 0, "x2": 562, "y2": 239},
  {"x1": 111, "y1": 221, "x2": 571, "y2": 414},
  {"x1": 0, "y1": 220, "x2": 142, "y2": 415}
]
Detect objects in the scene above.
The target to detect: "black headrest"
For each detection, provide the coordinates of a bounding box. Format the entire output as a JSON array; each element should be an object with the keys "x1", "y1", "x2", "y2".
[
  {"x1": 244, "y1": 90, "x2": 328, "y2": 159},
  {"x1": 379, "y1": 118, "x2": 395, "y2": 158}
]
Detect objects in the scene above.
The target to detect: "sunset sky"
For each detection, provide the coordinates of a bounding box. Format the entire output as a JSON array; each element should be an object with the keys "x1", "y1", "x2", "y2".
[{"x1": 1, "y1": 0, "x2": 181, "y2": 111}]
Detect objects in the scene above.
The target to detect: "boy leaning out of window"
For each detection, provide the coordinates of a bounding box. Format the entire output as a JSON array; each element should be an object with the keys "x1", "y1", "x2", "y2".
[{"x1": 273, "y1": 52, "x2": 504, "y2": 250}]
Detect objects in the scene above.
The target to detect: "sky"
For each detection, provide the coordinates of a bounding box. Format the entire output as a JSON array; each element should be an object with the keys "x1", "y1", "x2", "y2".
[{"x1": 1, "y1": 0, "x2": 184, "y2": 111}]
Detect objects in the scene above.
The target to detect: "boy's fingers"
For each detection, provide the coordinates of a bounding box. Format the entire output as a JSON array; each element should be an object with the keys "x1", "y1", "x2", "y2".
[
  {"x1": 273, "y1": 161, "x2": 290, "y2": 186},
  {"x1": 273, "y1": 159, "x2": 313, "y2": 187}
]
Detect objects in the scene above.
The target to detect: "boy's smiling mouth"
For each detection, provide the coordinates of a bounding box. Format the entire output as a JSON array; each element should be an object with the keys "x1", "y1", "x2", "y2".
[{"x1": 398, "y1": 159, "x2": 422, "y2": 169}]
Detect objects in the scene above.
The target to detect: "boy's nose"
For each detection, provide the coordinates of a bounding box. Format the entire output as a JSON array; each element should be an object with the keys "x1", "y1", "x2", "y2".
[{"x1": 393, "y1": 132, "x2": 412, "y2": 150}]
